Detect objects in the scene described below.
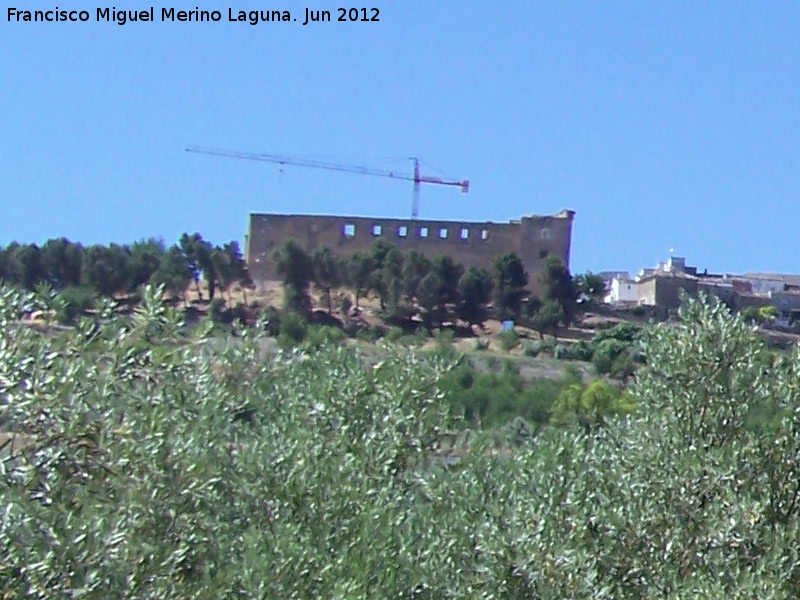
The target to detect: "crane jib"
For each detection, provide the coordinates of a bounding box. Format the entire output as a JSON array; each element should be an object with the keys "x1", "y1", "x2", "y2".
[{"x1": 185, "y1": 146, "x2": 469, "y2": 218}]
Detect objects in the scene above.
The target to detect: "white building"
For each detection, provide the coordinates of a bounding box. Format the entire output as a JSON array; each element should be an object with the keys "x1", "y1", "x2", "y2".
[{"x1": 604, "y1": 276, "x2": 640, "y2": 304}]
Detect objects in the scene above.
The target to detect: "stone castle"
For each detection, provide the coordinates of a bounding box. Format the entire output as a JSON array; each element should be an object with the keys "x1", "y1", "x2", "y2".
[{"x1": 245, "y1": 210, "x2": 575, "y2": 296}]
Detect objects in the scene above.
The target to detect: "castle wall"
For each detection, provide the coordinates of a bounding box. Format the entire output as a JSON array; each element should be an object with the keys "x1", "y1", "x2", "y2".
[{"x1": 246, "y1": 210, "x2": 575, "y2": 297}]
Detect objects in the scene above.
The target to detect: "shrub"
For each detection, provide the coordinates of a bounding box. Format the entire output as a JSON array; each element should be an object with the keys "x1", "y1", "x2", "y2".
[
  {"x1": 339, "y1": 294, "x2": 353, "y2": 317},
  {"x1": 4, "y1": 288, "x2": 800, "y2": 597},
  {"x1": 592, "y1": 322, "x2": 642, "y2": 345},
  {"x1": 54, "y1": 285, "x2": 95, "y2": 325},
  {"x1": 498, "y1": 329, "x2": 520, "y2": 352},
  {"x1": 553, "y1": 341, "x2": 593, "y2": 362},
  {"x1": 741, "y1": 306, "x2": 760, "y2": 324},
  {"x1": 758, "y1": 305, "x2": 779, "y2": 321},
  {"x1": 592, "y1": 338, "x2": 629, "y2": 375},
  {"x1": 278, "y1": 311, "x2": 308, "y2": 346},
  {"x1": 229, "y1": 302, "x2": 248, "y2": 325},
  {"x1": 610, "y1": 353, "x2": 636, "y2": 379},
  {"x1": 631, "y1": 304, "x2": 646, "y2": 317},
  {"x1": 356, "y1": 324, "x2": 385, "y2": 342},
  {"x1": 383, "y1": 304, "x2": 417, "y2": 328},
  {"x1": 473, "y1": 337, "x2": 490, "y2": 351},
  {"x1": 524, "y1": 338, "x2": 556, "y2": 357},
  {"x1": 434, "y1": 328, "x2": 455, "y2": 349},
  {"x1": 259, "y1": 305, "x2": 282, "y2": 335},
  {"x1": 386, "y1": 326, "x2": 405, "y2": 342},
  {"x1": 208, "y1": 297, "x2": 228, "y2": 324},
  {"x1": 305, "y1": 324, "x2": 346, "y2": 349}
]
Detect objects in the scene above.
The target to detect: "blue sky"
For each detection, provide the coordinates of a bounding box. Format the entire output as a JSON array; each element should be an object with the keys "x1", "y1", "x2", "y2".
[{"x1": 2, "y1": 1, "x2": 799, "y2": 276}]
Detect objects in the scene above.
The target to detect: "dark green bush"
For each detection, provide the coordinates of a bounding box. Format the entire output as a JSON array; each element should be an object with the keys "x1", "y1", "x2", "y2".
[
  {"x1": 592, "y1": 338, "x2": 629, "y2": 375},
  {"x1": 260, "y1": 305, "x2": 282, "y2": 335},
  {"x1": 553, "y1": 340, "x2": 594, "y2": 362},
  {"x1": 386, "y1": 326, "x2": 404, "y2": 342},
  {"x1": 356, "y1": 324, "x2": 385, "y2": 342},
  {"x1": 278, "y1": 311, "x2": 308, "y2": 346},
  {"x1": 54, "y1": 285, "x2": 95, "y2": 325},
  {"x1": 208, "y1": 297, "x2": 228, "y2": 324},
  {"x1": 524, "y1": 338, "x2": 556, "y2": 357},
  {"x1": 498, "y1": 329, "x2": 520, "y2": 352},
  {"x1": 592, "y1": 321, "x2": 642, "y2": 344},
  {"x1": 305, "y1": 324, "x2": 346, "y2": 349}
]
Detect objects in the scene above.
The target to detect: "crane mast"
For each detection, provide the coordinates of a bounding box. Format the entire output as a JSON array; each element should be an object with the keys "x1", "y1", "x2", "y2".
[{"x1": 185, "y1": 146, "x2": 469, "y2": 219}]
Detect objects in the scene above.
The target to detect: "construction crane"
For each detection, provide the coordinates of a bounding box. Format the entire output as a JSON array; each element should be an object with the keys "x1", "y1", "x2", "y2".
[{"x1": 185, "y1": 146, "x2": 469, "y2": 220}]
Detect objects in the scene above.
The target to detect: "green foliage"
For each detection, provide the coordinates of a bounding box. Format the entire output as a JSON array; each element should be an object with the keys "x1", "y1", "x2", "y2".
[
  {"x1": 346, "y1": 251, "x2": 375, "y2": 310},
  {"x1": 274, "y1": 240, "x2": 314, "y2": 315},
  {"x1": 386, "y1": 325, "x2": 405, "y2": 342},
  {"x1": 212, "y1": 241, "x2": 250, "y2": 302},
  {"x1": 368, "y1": 242, "x2": 405, "y2": 310},
  {"x1": 278, "y1": 311, "x2": 309, "y2": 346},
  {"x1": 497, "y1": 329, "x2": 520, "y2": 352},
  {"x1": 523, "y1": 338, "x2": 556, "y2": 357},
  {"x1": 258, "y1": 305, "x2": 282, "y2": 336},
  {"x1": 179, "y1": 232, "x2": 215, "y2": 299},
  {"x1": 575, "y1": 271, "x2": 606, "y2": 303},
  {"x1": 591, "y1": 338, "x2": 629, "y2": 375},
  {"x1": 355, "y1": 323, "x2": 385, "y2": 342},
  {"x1": 339, "y1": 293, "x2": 353, "y2": 317},
  {"x1": 434, "y1": 327, "x2": 455, "y2": 349},
  {"x1": 473, "y1": 337, "x2": 490, "y2": 351},
  {"x1": 431, "y1": 255, "x2": 463, "y2": 307},
  {"x1": 54, "y1": 285, "x2": 96, "y2": 325},
  {"x1": 312, "y1": 247, "x2": 342, "y2": 313},
  {"x1": 8, "y1": 288, "x2": 800, "y2": 598},
  {"x1": 527, "y1": 298, "x2": 565, "y2": 339},
  {"x1": 81, "y1": 243, "x2": 130, "y2": 296},
  {"x1": 539, "y1": 256, "x2": 578, "y2": 325},
  {"x1": 741, "y1": 305, "x2": 760, "y2": 323},
  {"x1": 416, "y1": 271, "x2": 445, "y2": 330},
  {"x1": 150, "y1": 244, "x2": 191, "y2": 301},
  {"x1": 305, "y1": 325, "x2": 347, "y2": 350},
  {"x1": 128, "y1": 238, "x2": 166, "y2": 291},
  {"x1": 439, "y1": 360, "x2": 571, "y2": 428},
  {"x1": 491, "y1": 251, "x2": 528, "y2": 321},
  {"x1": 457, "y1": 266, "x2": 492, "y2": 328},
  {"x1": 593, "y1": 321, "x2": 643, "y2": 344},
  {"x1": 758, "y1": 304, "x2": 779, "y2": 321},
  {"x1": 382, "y1": 304, "x2": 418, "y2": 328},
  {"x1": 208, "y1": 296, "x2": 228, "y2": 324},
  {"x1": 553, "y1": 340, "x2": 593, "y2": 362},
  {"x1": 550, "y1": 379, "x2": 636, "y2": 428},
  {"x1": 400, "y1": 249, "x2": 431, "y2": 302},
  {"x1": 40, "y1": 237, "x2": 84, "y2": 290}
]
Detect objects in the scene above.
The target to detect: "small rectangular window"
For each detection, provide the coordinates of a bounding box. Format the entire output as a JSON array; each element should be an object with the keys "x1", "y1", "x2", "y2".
[
  {"x1": 460, "y1": 228, "x2": 469, "y2": 240},
  {"x1": 371, "y1": 225, "x2": 382, "y2": 236},
  {"x1": 419, "y1": 227, "x2": 429, "y2": 238},
  {"x1": 439, "y1": 228, "x2": 448, "y2": 239},
  {"x1": 539, "y1": 249, "x2": 549, "y2": 259},
  {"x1": 480, "y1": 230, "x2": 489, "y2": 240},
  {"x1": 343, "y1": 224, "x2": 356, "y2": 237},
  {"x1": 397, "y1": 226, "x2": 408, "y2": 238}
]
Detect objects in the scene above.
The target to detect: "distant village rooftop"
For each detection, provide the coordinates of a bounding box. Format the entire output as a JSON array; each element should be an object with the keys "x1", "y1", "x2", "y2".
[{"x1": 602, "y1": 256, "x2": 800, "y2": 316}]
